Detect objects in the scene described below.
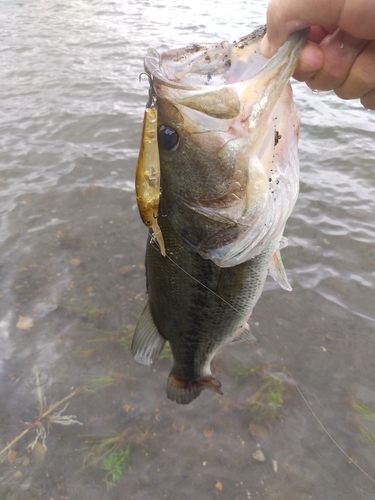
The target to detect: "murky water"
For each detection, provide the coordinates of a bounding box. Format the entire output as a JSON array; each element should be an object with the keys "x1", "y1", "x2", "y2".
[{"x1": 0, "y1": 1, "x2": 374, "y2": 499}]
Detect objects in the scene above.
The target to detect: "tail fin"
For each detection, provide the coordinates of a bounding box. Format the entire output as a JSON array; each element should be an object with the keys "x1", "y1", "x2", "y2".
[{"x1": 167, "y1": 370, "x2": 223, "y2": 405}]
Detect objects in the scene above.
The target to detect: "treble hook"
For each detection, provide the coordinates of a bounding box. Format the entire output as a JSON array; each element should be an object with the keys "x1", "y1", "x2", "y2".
[{"x1": 139, "y1": 72, "x2": 158, "y2": 109}]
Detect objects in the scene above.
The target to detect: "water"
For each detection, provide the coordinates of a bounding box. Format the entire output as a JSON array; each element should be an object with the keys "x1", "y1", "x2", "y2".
[{"x1": 0, "y1": 1, "x2": 374, "y2": 499}]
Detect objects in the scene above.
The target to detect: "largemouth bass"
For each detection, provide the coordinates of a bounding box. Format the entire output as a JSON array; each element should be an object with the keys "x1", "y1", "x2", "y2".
[{"x1": 132, "y1": 26, "x2": 306, "y2": 404}]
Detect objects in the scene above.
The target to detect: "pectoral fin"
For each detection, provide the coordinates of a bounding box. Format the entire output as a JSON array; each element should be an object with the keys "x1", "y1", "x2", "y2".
[
  {"x1": 131, "y1": 301, "x2": 166, "y2": 365},
  {"x1": 268, "y1": 250, "x2": 292, "y2": 291}
]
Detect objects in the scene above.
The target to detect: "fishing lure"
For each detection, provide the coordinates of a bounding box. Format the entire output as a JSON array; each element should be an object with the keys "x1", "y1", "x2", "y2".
[{"x1": 135, "y1": 73, "x2": 166, "y2": 256}]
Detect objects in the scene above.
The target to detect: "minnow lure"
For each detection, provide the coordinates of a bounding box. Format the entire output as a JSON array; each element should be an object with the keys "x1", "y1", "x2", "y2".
[{"x1": 135, "y1": 73, "x2": 166, "y2": 256}]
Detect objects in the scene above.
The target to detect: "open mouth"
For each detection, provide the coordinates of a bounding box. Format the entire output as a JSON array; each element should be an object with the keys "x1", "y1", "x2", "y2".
[{"x1": 142, "y1": 28, "x2": 307, "y2": 267}]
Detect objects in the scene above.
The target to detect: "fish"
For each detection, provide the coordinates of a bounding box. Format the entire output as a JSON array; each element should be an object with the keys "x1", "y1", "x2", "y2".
[{"x1": 132, "y1": 25, "x2": 307, "y2": 404}]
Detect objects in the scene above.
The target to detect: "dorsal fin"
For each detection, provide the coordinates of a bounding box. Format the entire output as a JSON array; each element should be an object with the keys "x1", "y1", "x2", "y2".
[{"x1": 131, "y1": 302, "x2": 166, "y2": 365}]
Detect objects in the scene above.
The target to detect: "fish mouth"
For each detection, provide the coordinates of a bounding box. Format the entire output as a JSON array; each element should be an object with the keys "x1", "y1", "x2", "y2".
[
  {"x1": 145, "y1": 25, "x2": 305, "y2": 112},
  {"x1": 147, "y1": 26, "x2": 281, "y2": 89},
  {"x1": 144, "y1": 27, "x2": 307, "y2": 266}
]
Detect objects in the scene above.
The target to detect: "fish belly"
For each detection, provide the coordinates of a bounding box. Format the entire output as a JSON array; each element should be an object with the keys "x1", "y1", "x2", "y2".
[{"x1": 133, "y1": 215, "x2": 279, "y2": 404}]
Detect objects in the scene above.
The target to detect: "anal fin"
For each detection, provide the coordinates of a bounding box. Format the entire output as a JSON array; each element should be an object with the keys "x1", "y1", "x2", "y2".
[
  {"x1": 131, "y1": 301, "x2": 166, "y2": 365},
  {"x1": 231, "y1": 323, "x2": 256, "y2": 343}
]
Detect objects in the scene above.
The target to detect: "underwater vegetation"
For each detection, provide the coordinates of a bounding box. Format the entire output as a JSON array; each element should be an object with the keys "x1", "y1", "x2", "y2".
[
  {"x1": 0, "y1": 368, "x2": 83, "y2": 461},
  {"x1": 158, "y1": 341, "x2": 173, "y2": 361},
  {"x1": 349, "y1": 401, "x2": 375, "y2": 447},
  {"x1": 231, "y1": 363, "x2": 293, "y2": 426},
  {"x1": 0, "y1": 364, "x2": 146, "y2": 491},
  {"x1": 81, "y1": 428, "x2": 148, "y2": 489},
  {"x1": 84, "y1": 373, "x2": 135, "y2": 393},
  {"x1": 2, "y1": 331, "x2": 374, "y2": 495},
  {"x1": 101, "y1": 445, "x2": 132, "y2": 488},
  {"x1": 75, "y1": 324, "x2": 134, "y2": 358},
  {"x1": 60, "y1": 301, "x2": 105, "y2": 322}
]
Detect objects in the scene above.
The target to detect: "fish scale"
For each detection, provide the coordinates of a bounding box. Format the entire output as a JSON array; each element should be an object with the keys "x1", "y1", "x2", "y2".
[
  {"x1": 148, "y1": 215, "x2": 275, "y2": 350},
  {"x1": 136, "y1": 213, "x2": 280, "y2": 404}
]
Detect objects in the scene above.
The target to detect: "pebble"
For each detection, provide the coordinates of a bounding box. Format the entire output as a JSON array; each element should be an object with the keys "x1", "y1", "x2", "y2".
[
  {"x1": 31, "y1": 442, "x2": 47, "y2": 462},
  {"x1": 215, "y1": 481, "x2": 223, "y2": 491},
  {"x1": 203, "y1": 428, "x2": 213, "y2": 438},
  {"x1": 249, "y1": 423, "x2": 268, "y2": 440},
  {"x1": 139, "y1": 475, "x2": 151, "y2": 486},
  {"x1": 252, "y1": 449, "x2": 265, "y2": 462},
  {"x1": 119, "y1": 265, "x2": 132, "y2": 275},
  {"x1": 7, "y1": 450, "x2": 18, "y2": 463},
  {"x1": 16, "y1": 316, "x2": 34, "y2": 330}
]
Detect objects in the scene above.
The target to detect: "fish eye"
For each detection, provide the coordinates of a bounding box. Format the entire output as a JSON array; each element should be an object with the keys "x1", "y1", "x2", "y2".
[{"x1": 158, "y1": 125, "x2": 179, "y2": 151}]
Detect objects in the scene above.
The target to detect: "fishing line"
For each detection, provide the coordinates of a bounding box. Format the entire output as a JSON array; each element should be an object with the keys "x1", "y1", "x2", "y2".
[
  {"x1": 150, "y1": 236, "x2": 375, "y2": 483},
  {"x1": 150, "y1": 238, "x2": 243, "y2": 315}
]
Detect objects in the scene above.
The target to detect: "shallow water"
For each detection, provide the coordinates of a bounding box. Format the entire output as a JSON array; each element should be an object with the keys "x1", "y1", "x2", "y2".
[{"x1": 0, "y1": 1, "x2": 374, "y2": 499}]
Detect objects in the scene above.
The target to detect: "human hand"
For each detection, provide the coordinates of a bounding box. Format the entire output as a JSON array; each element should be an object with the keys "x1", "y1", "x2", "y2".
[{"x1": 260, "y1": 0, "x2": 375, "y2": 109}]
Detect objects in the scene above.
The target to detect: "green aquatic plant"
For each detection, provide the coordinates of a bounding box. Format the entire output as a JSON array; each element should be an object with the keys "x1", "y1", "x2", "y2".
[
  {"x1": 82, "y1": 428, "x2": 147, "y2": 468},
  {"x1": 81, "y1": 427, "x2": 148, "y2": 488},
  {"x1": 350, "y1": 401, "x2": 375, "y2": 447},
  {"x1": 86, "y1": 328, "x2": 126, "y2": 344},
  {"x1": 233, "y1": 364, "x2": 291, "y2": 425},
  {"x1": 248, "y1": 373, "x2": 287, "y2": 423},
  {"x1": 101, "y1": 445, "x2": 132, "y2": 488},
  {"x1": 230, "y1": 363, "x2": 258, "y2": 383},
  {"x1": 75, "y1": 327, "x2": 132, "y2": 357},
  {"x1": 87, "y1": 327, "x2": 132, "y2": 348},
  {"x1": 61, "y1": 302, "x2": 105, "y2": 321},
  {"x1": 84, "y1": 373, "x2": 134, "y2": 393},
  {"x1": 159, "y1": 342, "x2": 173, "y2": 361}
]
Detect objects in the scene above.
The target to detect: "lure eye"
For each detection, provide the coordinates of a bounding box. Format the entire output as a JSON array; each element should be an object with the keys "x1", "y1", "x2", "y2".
[{"x1": 158, "y1": 125, "x2": 179, "y2": 151}]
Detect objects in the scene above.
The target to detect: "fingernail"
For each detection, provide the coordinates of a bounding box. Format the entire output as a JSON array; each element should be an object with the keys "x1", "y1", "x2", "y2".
[{"x1": 260, "y1": 34, "x2": 273, "y2": 58}]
